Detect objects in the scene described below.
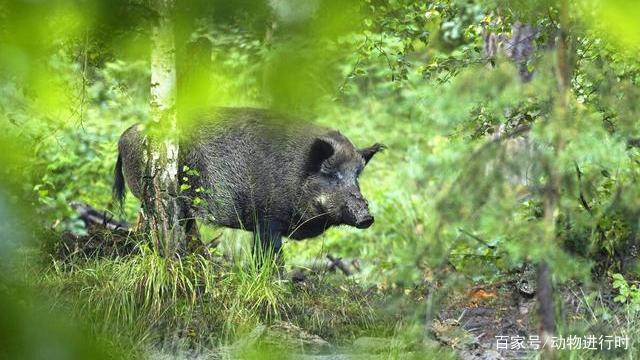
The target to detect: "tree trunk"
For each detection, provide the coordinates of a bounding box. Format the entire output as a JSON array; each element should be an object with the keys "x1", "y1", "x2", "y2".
[
  {"x1": 538, "y1": 1, "x2": 571, "y2": 357},
  {"x1": 141, "y1": 0, "x2": 184, "y2": 257}
]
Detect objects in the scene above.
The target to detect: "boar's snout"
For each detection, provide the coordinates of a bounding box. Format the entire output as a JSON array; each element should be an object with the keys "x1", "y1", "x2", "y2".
[
  {"x1": 354, "y1": 214, "x2": 374, "y2": 229},
  {"x1": 344, "y1": 189, "x2": 374, "y2": 229}
]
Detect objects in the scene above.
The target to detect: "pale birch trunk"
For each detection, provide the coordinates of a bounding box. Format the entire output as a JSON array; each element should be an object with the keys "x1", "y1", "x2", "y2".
[{"x1": 142, "y1": 0, "x2": 184, "y2": 257}]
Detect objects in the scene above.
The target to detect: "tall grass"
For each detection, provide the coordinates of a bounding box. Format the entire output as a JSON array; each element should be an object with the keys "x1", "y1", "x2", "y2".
[
  {"x1": 41, "y1": 232, "x2": 387, "y2": 354},
  {"x1": 45, "y1": 243, "x2": 218, "y2": 347}
]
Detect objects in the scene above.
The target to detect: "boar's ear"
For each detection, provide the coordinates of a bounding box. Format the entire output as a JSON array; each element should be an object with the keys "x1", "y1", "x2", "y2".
[
  {"x1": 307, "y1": 137, "x2": 335, "y2": 173},
  {"x1": 360, "y1": 143, "x2": 386, "y2": 165}
]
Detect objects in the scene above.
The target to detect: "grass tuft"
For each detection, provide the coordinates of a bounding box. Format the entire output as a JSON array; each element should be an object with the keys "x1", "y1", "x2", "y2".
[{"x1": 40, "y1": 233, "x2": 392, "y2": 353}]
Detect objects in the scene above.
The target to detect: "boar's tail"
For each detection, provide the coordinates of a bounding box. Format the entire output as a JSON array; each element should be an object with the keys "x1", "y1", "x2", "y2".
[{"x1": 113, "y1": 152, "x2": 126, "y2": 210}]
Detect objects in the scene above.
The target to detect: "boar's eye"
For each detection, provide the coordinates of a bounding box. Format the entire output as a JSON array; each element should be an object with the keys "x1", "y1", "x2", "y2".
[{"x1": 320, "y1": 165, "x2": 343, "y2": 180}]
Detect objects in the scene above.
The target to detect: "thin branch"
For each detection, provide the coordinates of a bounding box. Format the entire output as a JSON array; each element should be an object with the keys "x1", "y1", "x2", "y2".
[
  {"x1": 458, "y1": 228, "x2": 496, "y2": 250},
  {"x1": 574, "y1": 162, "x2": 592, "y2": 214},
  {"x1": 78, "y1": 30, "x2": 89, "y2": 131},
  {"x1": 326, "y1": 254, "x2": 352, "y2": 276}
]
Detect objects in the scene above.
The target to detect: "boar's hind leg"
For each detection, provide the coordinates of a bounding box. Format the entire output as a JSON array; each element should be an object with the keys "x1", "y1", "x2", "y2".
[{"x1": 252, "y1": 225, "x2": 283, "y2": 268}]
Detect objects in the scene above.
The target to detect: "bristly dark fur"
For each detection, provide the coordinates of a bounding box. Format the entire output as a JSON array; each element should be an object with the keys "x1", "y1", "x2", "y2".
[{"x1": 113, "y1": 107, "x2": 383, "y2": 257}]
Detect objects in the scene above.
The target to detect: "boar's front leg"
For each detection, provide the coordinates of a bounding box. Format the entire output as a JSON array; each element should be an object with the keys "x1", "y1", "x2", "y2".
[
  {"x1": 184, "y1": 218, "x2": 205, "y2": 254},
  {"x1": 177, "y1": 198, "x2": 204, "y2": 255},
  {"x1": 252, "y1": 224, "x2": 283, "y2": 268}
]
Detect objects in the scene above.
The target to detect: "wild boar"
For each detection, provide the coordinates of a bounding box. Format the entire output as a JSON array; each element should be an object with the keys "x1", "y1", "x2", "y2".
[{"x1": 113, "y1": 107, "x2": 384, "y2": 258}]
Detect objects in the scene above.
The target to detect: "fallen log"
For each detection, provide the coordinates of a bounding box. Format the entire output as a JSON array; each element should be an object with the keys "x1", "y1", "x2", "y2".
[
  {"x1": 70, "y1": 201, "x2": 130, "y2": 231},
  {"x1": 50, "y1": 202, "x2": 137, "y2": 260}
]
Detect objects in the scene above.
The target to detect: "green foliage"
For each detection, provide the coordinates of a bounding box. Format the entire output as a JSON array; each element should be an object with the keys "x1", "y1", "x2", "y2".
[
  {"x1": 0, "y1": 284, "x2": 123, "y2": 360},
  {"x1": 612, "y1": 273, "x2": 640, "y2": 312}
]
